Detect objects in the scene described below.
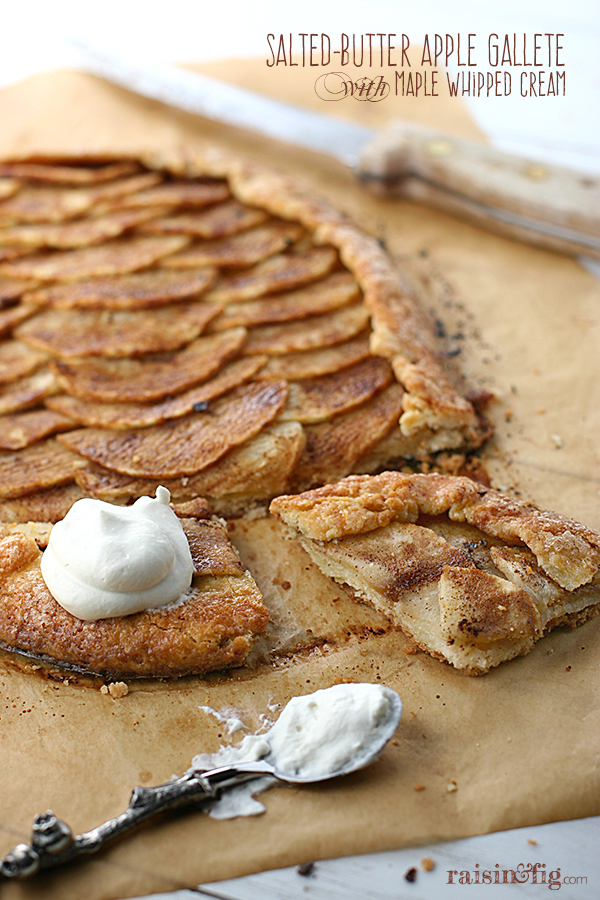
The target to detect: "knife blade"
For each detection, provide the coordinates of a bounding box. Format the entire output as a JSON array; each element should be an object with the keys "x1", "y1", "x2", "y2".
[{"x1": 73, "y1": 41, "x2": 600, "y2": 260}]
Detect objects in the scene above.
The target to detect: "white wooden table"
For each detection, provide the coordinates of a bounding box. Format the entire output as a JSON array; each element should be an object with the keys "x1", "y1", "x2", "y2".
[
  {"x1": 2, "y1": 2, "x2": 598, "y2": 898},
  {"x1": 200, "y1": 815, "x2": 600, "y2": 898}
]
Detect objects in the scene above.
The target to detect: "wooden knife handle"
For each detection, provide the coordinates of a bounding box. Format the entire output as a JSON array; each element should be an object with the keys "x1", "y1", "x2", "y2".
[{"x1": 357, "y1": 120, "x2": 600, "y2": 258}]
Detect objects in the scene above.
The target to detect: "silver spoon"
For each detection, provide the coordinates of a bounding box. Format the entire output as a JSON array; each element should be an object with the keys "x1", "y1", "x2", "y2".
[{"x1": 0, "y1": 689, "x2": 401, "y2": 879}]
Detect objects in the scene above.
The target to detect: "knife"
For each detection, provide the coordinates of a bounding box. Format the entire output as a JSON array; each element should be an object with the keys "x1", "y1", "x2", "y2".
[{"x1": 73, "y1": 42, "x2": 600, "y2": 260}]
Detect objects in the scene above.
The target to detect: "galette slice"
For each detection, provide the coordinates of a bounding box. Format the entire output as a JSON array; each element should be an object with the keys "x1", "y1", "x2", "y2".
[
  {"x1": 0, "y1": 497, "x2": 268, "y2": 678},
  {"x1": 270, "y1": 473, "x2": 600, "y2": 674}
]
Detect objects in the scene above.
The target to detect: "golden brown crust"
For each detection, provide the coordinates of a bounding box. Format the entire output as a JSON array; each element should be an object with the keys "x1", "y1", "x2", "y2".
[
  {"x1": 183, "y1": 518, "x2": 245, "y2": 576},
  {"x1": 0, "y1": 521, "x2": 268, "y2": 678},
  {"x1": 271, "y1": 471, "x2": 600, "y2": 590}
]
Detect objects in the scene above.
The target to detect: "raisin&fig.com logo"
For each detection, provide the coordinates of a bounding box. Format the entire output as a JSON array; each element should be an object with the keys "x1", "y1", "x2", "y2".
[{"x1": 446, "y1": 862, "x2": 588, "y2": 890}]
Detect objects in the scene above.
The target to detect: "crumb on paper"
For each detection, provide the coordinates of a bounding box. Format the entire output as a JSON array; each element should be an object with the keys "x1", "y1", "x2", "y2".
[
  {"x1": 447, "y1": 780, "x2": 458, "y2": 793},
  {"x1": 297, "y1": 861, "x2": 315, "y2": 877},
  {"x1": 504, "y1": 407, "x2": 513, "y2": 422},
  {"x1": 421, "y1": 857, "x2": 435, "y2": 872},
  {"x1": 405, "y1": 867, "x2": 417, "y2": 883},
  {"x1": 414, "y1": 784, "x2": 426, "y2": 792},
  {"x1": 272, "y1": 577, "x2": 291, "y2": 590},
  {"x1": 100, "y1": 681, "x2": 129, "y2": 698},
  {"x1": 551, "y1": 433, "x2": 563, "y2": 449},
  {"x1": 527, "y1": 839, "x2": 538, "y2": 846},
  {"x1": 403, "y1": 640, "x2": 420, "y2": 656}
]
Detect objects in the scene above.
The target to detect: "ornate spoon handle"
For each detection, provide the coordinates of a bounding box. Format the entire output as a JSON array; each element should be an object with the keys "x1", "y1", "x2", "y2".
[{"x1": 0, "y1": 763, "x2": 272, "y2": 879}]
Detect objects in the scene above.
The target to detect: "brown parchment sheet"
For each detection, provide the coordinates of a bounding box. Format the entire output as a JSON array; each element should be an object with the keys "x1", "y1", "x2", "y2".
[{"x1": 0, "y1": 55, "x2": 599, "y2": 900}]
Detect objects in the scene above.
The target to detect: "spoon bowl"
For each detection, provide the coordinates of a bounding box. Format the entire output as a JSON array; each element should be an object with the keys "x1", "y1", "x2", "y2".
[{"x1": 235, "y1": 686, "x2": 402, "y2": 784}]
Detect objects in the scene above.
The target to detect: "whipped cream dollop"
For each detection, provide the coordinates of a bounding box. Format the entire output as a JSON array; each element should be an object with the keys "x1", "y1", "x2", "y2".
[
  {"x1": 41, "y1": 486, "x2": 194, "y2": 620},
  {"x1": 264, "y1": 682, "x2": 400, "y2": 779}
]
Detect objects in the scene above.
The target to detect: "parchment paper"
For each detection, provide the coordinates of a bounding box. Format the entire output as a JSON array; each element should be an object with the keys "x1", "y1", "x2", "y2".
[{"x1": 0, "y1": 55, "x2": 598, "y2": 900}]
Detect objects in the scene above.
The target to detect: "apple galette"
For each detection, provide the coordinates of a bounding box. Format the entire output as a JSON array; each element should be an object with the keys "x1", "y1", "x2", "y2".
[{"x1": 0, "y1": 152, "x2": 487, "y2": 525}]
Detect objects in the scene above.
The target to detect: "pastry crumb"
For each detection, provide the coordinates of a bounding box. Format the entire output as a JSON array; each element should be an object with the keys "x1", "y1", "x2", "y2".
[
  {"x1": 297, "y1": 861, "x2": 315, "y2": 877},
  {"x1": 527, "y1": 839, "x2": 538, "y2": 846},
  {"x1": 551, "y1": 433, "x2": 563, "y2": 448},
  {"x1": 414, "y1": 784, "x2": 426, "y2": 792},
  {"x1": 101, "y1": 681, "x2": 129, "y2": 698},
  {"x1": 404, "y1": 867, "x2": 417, "y2": 883},
  {"x1": 272, "y1": 577, "x2": 291, "y2": 590},
  {"x1": 446, "y1": 780, "x2": 458, "y2": 792},
  {"x1": 421, "y1": 857, "x2": 435, "y2": 872}
]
